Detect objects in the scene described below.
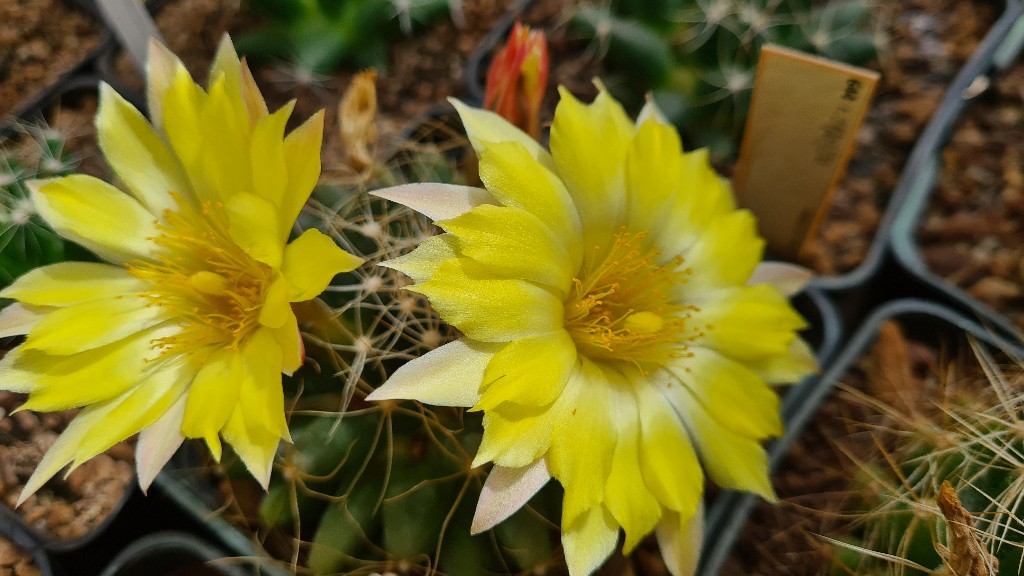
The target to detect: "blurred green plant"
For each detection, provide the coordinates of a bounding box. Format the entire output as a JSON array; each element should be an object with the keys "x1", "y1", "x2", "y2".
[
  {"x1": 0, "y1": 126, "x2": 81, "y2": 288},
  {"x1": 236, "y1": 0, "x2": 454, "y2": 75},
  {"x1": 571, "y1": 0, "x2": 877, "y2": 161}
]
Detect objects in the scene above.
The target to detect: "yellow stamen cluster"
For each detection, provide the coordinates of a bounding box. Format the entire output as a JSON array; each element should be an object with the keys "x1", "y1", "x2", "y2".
[
  {"x1": 129, "y1": 199, "x2": 273, "y2": 354},
  {"x1": 564, "y1": 229, "x2": 697, "y2": 369}
]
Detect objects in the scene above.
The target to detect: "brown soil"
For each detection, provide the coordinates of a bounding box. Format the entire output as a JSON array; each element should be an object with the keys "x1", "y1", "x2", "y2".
[
  {"x1": 0, "y1": 392, "x2": 133, "y2": 541},
  {"x1": 101, "y1": 0, "x2": 597, "y2": 179},
  {"x1": 0, "y1": 535, "x2": 41, "y2": 576},
  {"x1": 917, "y1": 60, "x2": 1024, "y2": 330},
  {"x1": 0, "y1": 0, "x2": 103, "y2": 117},
  {"x1": 802, "y1": 0, "x2": 999, "y2": 275},
  {"x1": 723, "y1": 320, "x2": 998, "y2": 575}
]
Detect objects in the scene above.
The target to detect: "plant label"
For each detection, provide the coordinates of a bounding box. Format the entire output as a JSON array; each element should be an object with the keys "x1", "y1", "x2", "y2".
[{"x1": 733, "y1": 44, "x2": 879, "y2": 260}]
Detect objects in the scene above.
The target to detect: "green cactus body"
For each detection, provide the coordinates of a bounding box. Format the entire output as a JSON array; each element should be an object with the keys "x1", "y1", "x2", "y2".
[{"x1": 0, "y1": 128, "x2": 81, "y2": 288}]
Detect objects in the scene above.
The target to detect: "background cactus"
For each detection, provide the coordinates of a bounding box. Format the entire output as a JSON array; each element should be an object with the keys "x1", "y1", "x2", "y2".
[
  {"x1": 829, "y1": 333, "x2": 1024, "y2": 575},
  {"x1": 236, "y1": 0, "x2": 455, "y2": 75},
  {"x1": 0, "y1": 124, "x2": 83, "y2": 288},
  {"x1": 570, "y1": 0, "x2": 877, "y2": 161}
]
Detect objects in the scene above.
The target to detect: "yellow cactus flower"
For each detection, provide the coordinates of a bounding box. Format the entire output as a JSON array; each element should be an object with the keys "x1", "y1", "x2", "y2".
[
  {"x1": 0, "y1": 36, "x2": 362, "y2": 501},
  {"x1": 366, "y1": 89, "x2": 817, "y2": 575}
]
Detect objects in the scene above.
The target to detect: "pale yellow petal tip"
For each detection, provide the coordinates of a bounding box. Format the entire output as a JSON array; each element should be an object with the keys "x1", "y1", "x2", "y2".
[
  {"x1": 748, "y1": 261, "x2": 815, "y2": 297},
  {"x1": 636, "y1": 93, "x2": 670, "y2": 127},
  {"x1": 364, "y1": 384, "x2": 401, "y2": 402},
  {"x1": 471, "y1": 459, "x2": 551, "y2": 534},
  {"x1": 16, "y1": 464, "x2": 62, "y2": 508},
  {"x1": 24, "y1": 177, "x2": 60, "y2": 199}
]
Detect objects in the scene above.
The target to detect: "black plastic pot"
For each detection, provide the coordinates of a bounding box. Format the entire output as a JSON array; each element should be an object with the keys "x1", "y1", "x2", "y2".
[
  {"x1": 0, "y1": 506, "x2": 57, "y2": 576},
  {"x1": 0, "y1": 0, "x2": 117, "y2": 141},
  {"x1": 698, "y1": 298, "x2": 1024, "y2": 575},
  {"x1": 152, "y1": 462, "x2": 294, "y2": 576},
  {"x1": 890, "y1": 3, "x2": 1024, "y2": 347},
  {"x1": 98, "y1": 531, "x2": 249, "y2": 576},
  {"x1": 799, "y1": 2, "x2": 1024, "y2": 337}
]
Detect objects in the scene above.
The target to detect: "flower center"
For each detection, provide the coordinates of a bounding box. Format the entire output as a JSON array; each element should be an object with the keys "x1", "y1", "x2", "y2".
[
  {"x1": 128, "y1": 199, "x2": 273, "y2": 355},
  {"x1": 563, "y1": 229, "x2": 698, "y2": 370}
]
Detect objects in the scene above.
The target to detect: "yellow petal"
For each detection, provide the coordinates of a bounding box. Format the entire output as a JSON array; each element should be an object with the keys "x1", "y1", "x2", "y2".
[
  {"x1": 546, "y1": 360, "x2": 616, "y2": 527},
  {"x1": 0, "y1": 344, "x2": 37, "y2": 393},
  {"x1": 0, "y1": 304, "x2": 50, "y2": 338},
  {"x1": 281, "y1": 229, "x2": 363, "y2": 301},
  {"x1": 411, "y1": 258, "x2": 564, "y2": 343},
  {"x1": 603, "y1": 381, "x2": 662, "y2": 553},
  {"x1": 226, "y1": 192, "x2": 284, "y2": 268},
  {"x1": 14, "y1": 325, "x2": 180, "y2": 411},
  {"x1": 476, "y1": 330, "x2": 577, "y2": 410},
  {"x1": 561, "y1": 504, "x2": 619, "y2": 576},
  {"x1": 669, "y1": 381, "x2": 776, "y2": 500},
  {"x1": 221, "y1": 404, "x2": 281, "y2": 489},
  {"x1": 29, "y1": 176, "x2": 158, "y2": 264},
  {"x1": 691, "y1": 284, "x2": 808, "y2": 361},
  {"x1": 70, "y1": 357, "x2": 192, "y2": 467},
  {"x1": 250, "y1": 100, "x2": 294, "y2": 217},
  {"x1": 679, "y1": 210, "x2": 765, "y2": 293},
  {"x1": 279, "y1": 110, "x2": 324, "y2": 238},
  {"x1": 380, "y1": 233, "x2": 458, "y2": 284},
  {"x1": 748, "y1": 337, "x2": 818, "y2": 385},
  {"x1": 550, "y1": 88, "x2": 634, "y2": 244},
  {"x1": 237, "y1": 328, "x2": 288, "y2": 440},
  {"x1": 476, "y1": 141, "x2": 582, "y2": 265},
  {"x1": 625, "y1": 118, "x2": 685, "y2": 235},
  {"x1": 259, "y1": 275, "x2": 291, "y2": 329},
  {"x1": 666, "y1": 347, "x2": 782, "y2": 440},
  {"x1": 474, "y1": 364, "x2": 584, "y2": 469},
  {"x1": 145, "y1": 38, "x2": 185, "y2": 132},
  {"x1": 657, "y1": 151, "x2": 735, "y2": 256},
  {"x1": 96, "y1": 83, "x2": 194, "y2": 214},
  {"x1": 239, "y1": 59, "x2": 269, "y2": 125},
  {"x1": 449, "y1": 98, "x2": 555, "y2": 171},
  {"x1": 438, "y1": 204, "x2": 574, "y2": 293},
  {"x1": 656, "y1": 506, "x2": 703, "y2": 576},
  {"x1": 181, "y1": 347, "x2": 244, "y2": 460},
  {"x1": 197, "y1": 75, "x2": 253, "y2": 202},
  {"x1": 23, "y1": 295, "x2": 165, "y2": 355},
  {"x1": 208, "y1": 35, "x2": 245, "y2": 116},
  {"x1": 271, "y1": 310, "x2": 304, "y2": 376},
  {"x1": 161, "y1": 64, "x2": 208, "y2": 194},
  {"x1": 366, "y1": 338, "x2": 499, "y2": 407},
  {"x1": 634, "y1": 380, "x2": 702, "y2": 516},
  {"x1": 17, "y1": 356, "x2": 191, "y2": 505},
  {"x1": 0, "y1": 262, "x2": 147, "y2": 306}
]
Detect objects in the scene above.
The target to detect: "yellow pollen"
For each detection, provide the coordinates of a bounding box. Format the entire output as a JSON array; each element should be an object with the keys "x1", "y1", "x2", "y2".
[
  {"x1": 127, "y1": 198, "x2": 273, "y2": 355},
  {"x1": 564, "y1": 228, "x2": 698, "y2": 369}
]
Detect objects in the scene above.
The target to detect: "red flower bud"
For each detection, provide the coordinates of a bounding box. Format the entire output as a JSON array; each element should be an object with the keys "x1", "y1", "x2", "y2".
[{"x1": 484, "y1": 22, "x2": 550, "y2": 139}]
